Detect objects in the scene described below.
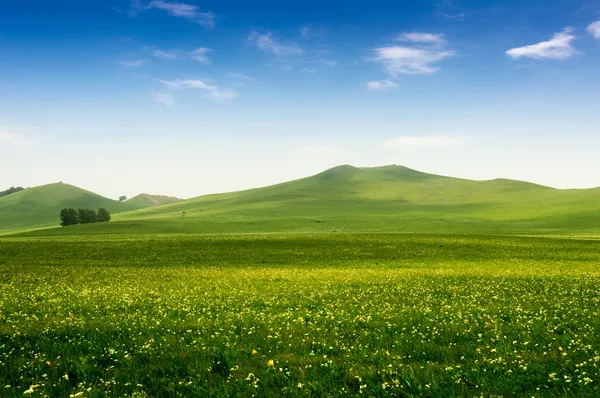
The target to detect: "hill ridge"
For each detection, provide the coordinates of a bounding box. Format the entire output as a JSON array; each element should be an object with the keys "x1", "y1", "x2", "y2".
[{"x1": 4, "y1": 165, "x2": 600, "y2": 236}]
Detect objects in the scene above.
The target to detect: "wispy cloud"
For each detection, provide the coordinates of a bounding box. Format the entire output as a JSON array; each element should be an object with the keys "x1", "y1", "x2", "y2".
[
  {"x1": 150, "y1": 47, "x2": 212, "y2": 63},
  {"x1": 151, "y1": 91, "x2": 174, "y2": 106},
  {"x1": 152, "y1": 49, "x2": 179, "y2": 59},
  {"x1": 300, "y1": 26, "x2": 311, "y2": 38},
  {"x1": 436, "y1": 1, "x2": 465, "y2": 21},
  {"x1": 160, "y1": 79, "x2": 239, "y2": 102},
  {"x1": 248, "y1": 32, "x2": 304, "y2": 56},
  {"x1": 384, "y1": 135, "x2": 473, "y2": 149},
  {"x1": 321, "y1": 58, "x2": 337, "y2": 67},
  {"x1": 131, "y1": 1, "x2": 215, "y2": 28},
  {"x1": 369, "y1": 32, "x2": 454, "y2": 75},
  {"x1": 204, "y1": 89, "x2": 239, "y2": 102},
  {"x1": 0, "y1": 130, "x2": 33, "y2": 147},
  {"x1": 442, "y1": 13, "x2": 465, "y2": 21},
  {"x1": 228, "y1": 72, "x2": 255, "y2": 82},
  {"x1": 365, "y1": 80, "x2": 398, "y2": 91},
  {"x1": 188, "y1": 48, "x2": 211, "y2": 63},
  {"x1": 117, "y1": 59, "x2": 146, "y2": 67},
  {"x1": 506, "y1": 28, "x2": 577, "y2": 60},
  {"x1": 588, "y1": 20, "x2": 600, "y2": 39},
  {"x1": 397, "y1": 32, "x2": 446, "y2": 44}
]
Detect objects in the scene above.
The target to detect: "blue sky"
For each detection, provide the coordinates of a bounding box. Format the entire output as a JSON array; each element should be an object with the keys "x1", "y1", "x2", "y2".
[{"x1": 1, "y1": 0, "x2": 600, "y2": 199}]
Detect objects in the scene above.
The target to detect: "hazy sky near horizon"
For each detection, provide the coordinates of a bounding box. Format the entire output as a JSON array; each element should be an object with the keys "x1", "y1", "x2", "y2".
[{"x1": 1, "y1": 0, "x2": 600, "y2": 199}]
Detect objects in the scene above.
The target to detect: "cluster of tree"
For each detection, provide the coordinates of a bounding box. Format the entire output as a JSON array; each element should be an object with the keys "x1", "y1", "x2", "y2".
[
  {"x1": 0, "y1": 186, "x2": 25, "y2": 198},
  {"x1": 60, "y1": 208, "x2": 111, "y2": 227}
]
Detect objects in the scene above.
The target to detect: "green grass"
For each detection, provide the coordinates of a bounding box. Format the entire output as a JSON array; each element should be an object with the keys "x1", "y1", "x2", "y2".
[
  {"x1": 126, "y1": 194, "x2": 180, "y2": 208},
  {"x1": 1, "y1": 233, "x2": 599, "y2": 396},
  {"x1": 0, "y1": 183, "x2": 144, "y2": 234},
  {"x1": 8, "y1": 165, "x2": 600, "y2": 237}
]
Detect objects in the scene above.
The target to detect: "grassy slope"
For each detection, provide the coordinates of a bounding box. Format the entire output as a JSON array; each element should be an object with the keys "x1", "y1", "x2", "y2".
[
  {"x1": 9, "y1": 165, "x2": 600, "y2": 236},
  {"x1": 126, "y1": 193, "x2": 180, "y2": 207},
  {"x1": 0, "y1": 183, "x2": 143, "y2": 234}
]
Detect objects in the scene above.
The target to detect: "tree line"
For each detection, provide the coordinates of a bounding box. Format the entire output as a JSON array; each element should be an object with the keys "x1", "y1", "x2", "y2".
[
  {"x1": 0, "y1": 186, "x2": 25, "y2": 198},
  {"x1": 60, "y1": 208, "x2": 111, "y2": 226}
]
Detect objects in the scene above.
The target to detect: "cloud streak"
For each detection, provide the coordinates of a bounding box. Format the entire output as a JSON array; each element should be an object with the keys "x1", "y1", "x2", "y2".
[
  {"x1": 150, "y1": 47, "x2": 212, "y2": 63},
  {"x1": 372, "y1": 47, "x2": 455, "y2": 75},
  {"x1": 506, "y1": 29, "x2": 577, "y2": 60},
  {"x1": 248, "y1": 32, "x2": 304, "y2": 56},
  {"x1": 152, "y1": 91, "x2": 174, "y2": 106},
  {"x1": 117, "y1": 59, "x2": 146, "y2": 67},
  {"x1": 365, "y1": 80, "x2": 398, "y2": 91},
  {"x1": 132, "y1": 1, "x2": 215, "y2": 28},
  {"x1": 371, "y1": 32, "x2": 454, "y2": 75},
  {"x1": 228, "y1": 72, "x2": 255, "y2": 82},
  {"x1": 160, "y1": 79, "x2": 239, "y2": 102},
  {"x1": 397, "y1": 32, "x2": 445, "y2": 44}
]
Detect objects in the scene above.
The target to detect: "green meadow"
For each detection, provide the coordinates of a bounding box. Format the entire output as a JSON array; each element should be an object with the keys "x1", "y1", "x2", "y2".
[{"x1": 1, "y1": 166, "x2": 600, "y2": 396}]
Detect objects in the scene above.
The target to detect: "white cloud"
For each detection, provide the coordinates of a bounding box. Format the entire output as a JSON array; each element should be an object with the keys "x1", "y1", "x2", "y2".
[
  {"x1": 248, "y1": 32, "x2": 304, "y2": 56},
  {"x1": 204, "y1": 89, "x2": 239, "y2": 102},
  {"x1": 370, "y1": 32, "x2": 454, "y2": 75},
  {"x1": 132, "y1": 1, "x2": 215, "y2": 28},
  {"x1": 187, "y1": 47, "x2": 211, "y2": 63},
  {"x1": 588, "y1": 21, "x2": 600, "y2": 39},
  {"x1": 228, "y1": 72, "x2": 254, "y2": 82},
  {"x1": 150, "y1": 47, "x2": 211, "y2": 63},
  {"x1": 372, "y1": 46, "x2": 455, "y2": 75},
  {"x1": 321, "y1": 58, "x2": 337, "y2": 67},
  {"x1": 152, "y1": 49, "x2": 179, "y2": 59},
  {"x1": 0, "y1": 130, "x2": 33, "y2": 147},
  {"x1": 383, "y1": 135, "x2": 473, "y2": 149},
  {"x1": 506, "y1": 29, "x2": 577, "y2": 60},
  {"x1": 443, "y1": 13, "x2": 465, "y2": 21},
  {"x1": 117, "y1": 59, "x2": 146, "y2": 67},
  {"x1": 160, "y1": 79, "x2": 239, "y2": 102},
  {"x1": 151, "y1": 91, "x2": 174, "y2": 106},
  {"x1": 365, "y1": 80, "x2": 398, "y2": 91},
  {"x1": 397, "y1": 32, "x2": 445, "y2": 44},
  {"x1": 160, "y1": 79, "x2": 213, "y2": 90},
  {"x1": 300, "y1": 27, "x2": 311, "y2": 38}
]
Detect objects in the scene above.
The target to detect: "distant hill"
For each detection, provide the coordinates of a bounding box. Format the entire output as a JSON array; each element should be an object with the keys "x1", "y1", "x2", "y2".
[
  {"x1": 0, "y1": 186, "x2": 25, "y2": 198},
  {"x1": 127, "y1": 194, "x2": 181, "y2": 207},
  {"x1": 11, "y1": 165, "x2": 600, "y2": 237},
  {"x1": 0, "y1": 183, "x2": 144, "y2": 233}
]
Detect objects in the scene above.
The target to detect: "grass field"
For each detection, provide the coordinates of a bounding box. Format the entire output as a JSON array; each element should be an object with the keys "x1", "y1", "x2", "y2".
[
  {"x1": 3, "y1": 166, "x2": 600, "y2": 237},
  {"x1": 0, "y1": 183, "x2": 143, "y2": 234},
  {"x1": 1, "y1": 233, "x2": 599, "y2": 397}
]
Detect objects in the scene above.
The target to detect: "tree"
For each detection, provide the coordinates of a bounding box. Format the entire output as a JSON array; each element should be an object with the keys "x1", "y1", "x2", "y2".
[
  {"x1": 119, "y1": 195, "x2": 127, "y2": 202},
  {"x1": 97, "y1": 208, "x2": 111, "y2": 222},
  {"x1": 60, "y1": 208, "x2": 79, "y2": 227},
  {"x1": 0, "y1": 186, "x2": 25, "y2": 198},
  {"x1": 78, "y1": 209, "x2": 98, "y2": 224}
]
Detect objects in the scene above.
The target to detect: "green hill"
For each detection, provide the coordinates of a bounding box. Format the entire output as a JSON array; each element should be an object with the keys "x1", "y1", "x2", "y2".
[
  {"x1": 127, "y1": 194, "x2": 181, "y2": 207},
  {"x1": 0, "y1": 183, "x2": 144, "y2": 233},
  {"x1": 6, "y1": 165, "x2": 600, "y2": 237}
]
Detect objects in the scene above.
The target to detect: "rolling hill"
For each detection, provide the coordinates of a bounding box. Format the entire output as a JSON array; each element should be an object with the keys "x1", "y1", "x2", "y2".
[
  {"x1": 127, "y1": 193, "x2": 181, "y2": 207},
  {"x1": 7, "y1": 165, "x2": 600, "y2": 237},
  {"x1": 0, "y1": 183, "x2": 144, "y2": 233}
]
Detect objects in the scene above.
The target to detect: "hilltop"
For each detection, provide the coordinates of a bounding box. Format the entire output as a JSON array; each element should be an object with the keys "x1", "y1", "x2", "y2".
[
  {"x1": 8, "y1": 165, "x2": 600, "y2": 237},
  {"x1": 0, "y1": 183, "x2": 144, "y2": 233},
  {"x1": 127, "y1": 194, "x2": 181, "y2": 208}
]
